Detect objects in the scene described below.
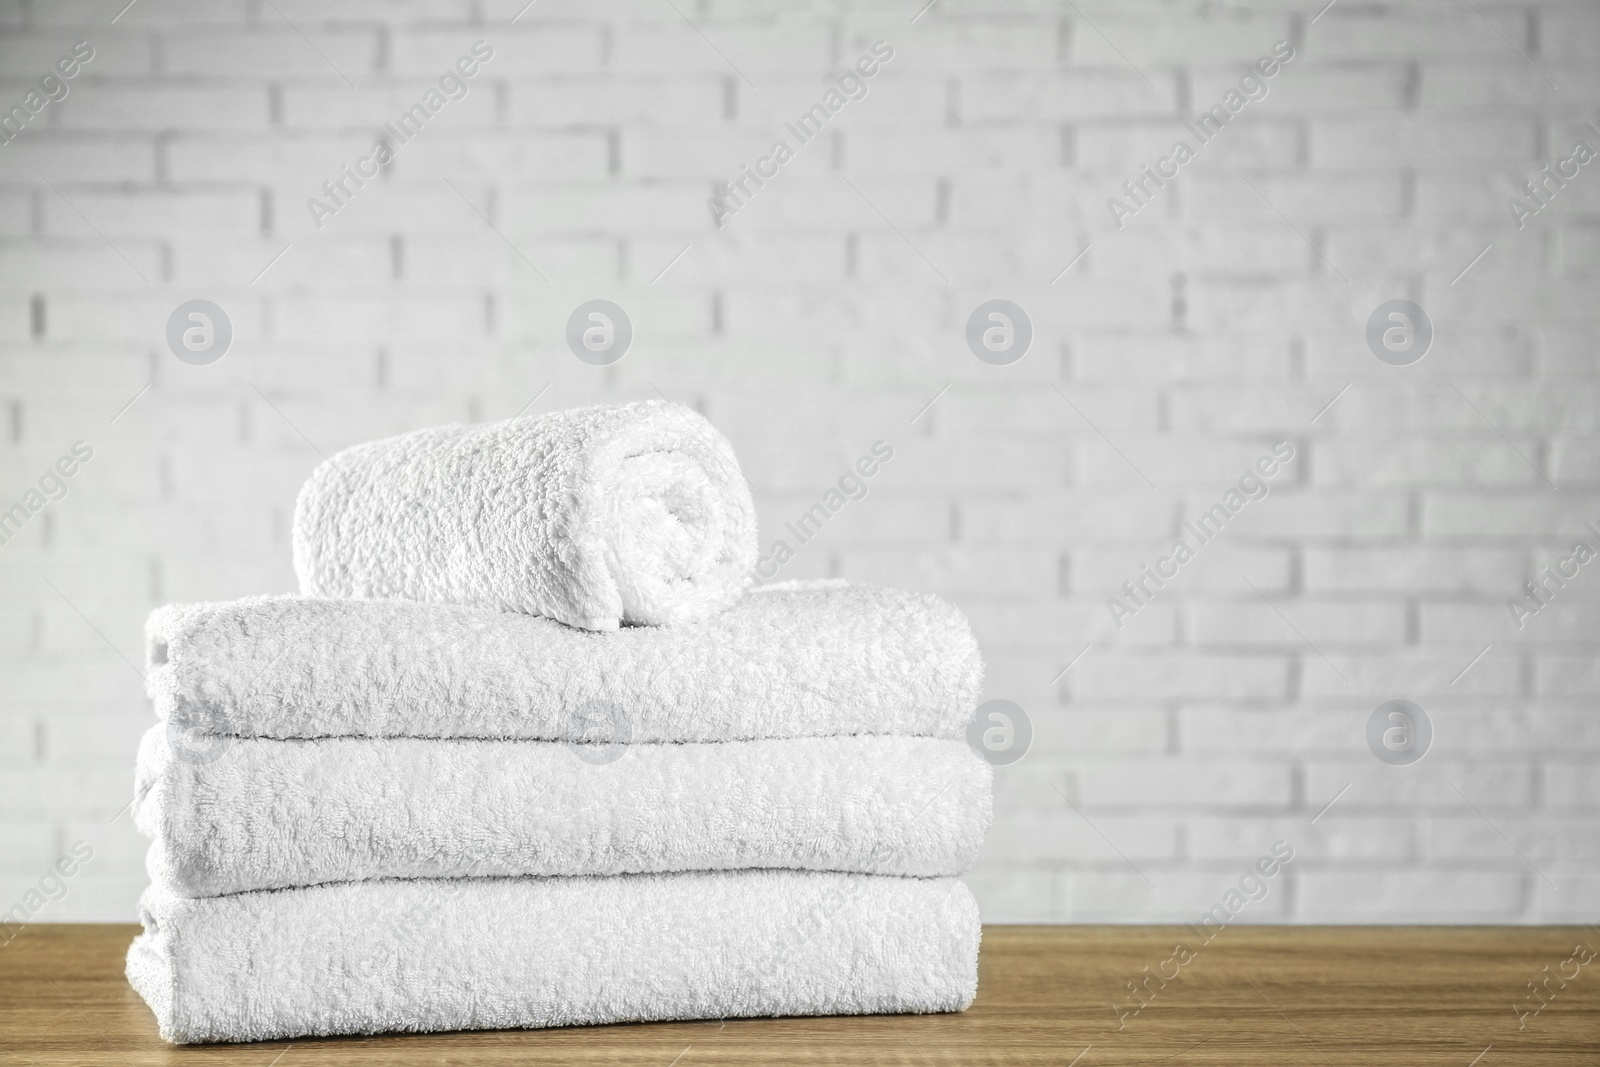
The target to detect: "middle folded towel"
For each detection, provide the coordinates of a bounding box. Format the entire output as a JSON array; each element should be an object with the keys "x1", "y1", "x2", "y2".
[{"x1": 134, "y1": 728, "x2": 992, "y2": 897}]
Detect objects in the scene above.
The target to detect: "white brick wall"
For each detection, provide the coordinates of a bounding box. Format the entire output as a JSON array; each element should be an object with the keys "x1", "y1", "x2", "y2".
[{"x1": 2, "y1": 0, "x2": 1597, "y2": 925}]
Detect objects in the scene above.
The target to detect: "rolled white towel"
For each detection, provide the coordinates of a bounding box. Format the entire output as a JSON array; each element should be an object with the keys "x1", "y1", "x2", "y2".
[
  {"x1": 126, "y1": 871, "x2": 981, "y2": 1043},
  {"x1": 292, "y1": 399, "x2": 757, "y2": 630},
  {"x1": 133, "y1": 727, "x2": 992, "y2": 897},
  {"x1": 145, "y1": 582, "x2": 982, "y2": 741}
]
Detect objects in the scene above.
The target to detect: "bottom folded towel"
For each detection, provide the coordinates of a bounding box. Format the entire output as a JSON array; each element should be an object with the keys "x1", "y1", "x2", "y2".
[{"x1": 127, "y1": 870, "x2": 981, "y2": 1044}]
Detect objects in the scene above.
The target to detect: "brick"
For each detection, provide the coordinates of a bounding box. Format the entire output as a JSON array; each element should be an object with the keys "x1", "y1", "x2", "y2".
[
  {"x1": 0, "y1": 242, "x2": 163, "y2": 288},
  {"x1": 1031, "y1": 705, "x2": 1169, "y2": 754},
  {"x1": 945, "y1": 384, "x2": 1157, "y2": 437},
  {"x1": 0, "y1": 192, "x2": 32, "y2": 236},
  {"x1": 945, "y1": 171, "x2": 1110, "y2": 227},
  {"x1": 1070, "y1": 14, "x2": 1294, "y2": 66},
  {"x1": 1081, "y1": 440, "x2": 1298, "y2": 490},
  {"x1": 839, "y1": 545, "x2": 1056, "y2": 596},
  {"x1": 1, "y1": 136, "x2": 155, "y2": 183},
  {"x1": 982, "y1": 811, "x2": 1179, "y2": 864},
  {"x1": 1077, "y1": 758, "x2": 1293, "y2": 808},
  {"x1": 1322, "y1": 227, "x2": 1544, "y2": 292},
  {"x1": 59, "y1": 818, "x2": 147, "y2": 878},
  {"x1": 1227, "y1": 491, "x2": 1409, "y2": 539},
  {"x1": 1305, "y1": 761, "x2": 1535, "y2": 810},
  {"x1": 966, "y1": 600, "x2": 1177, "y2": 652},
  {"x1": 886, "y1": 18, "x2": 1057, "y2": 69},
  {"x1": 403, "y1": 131, "x2": 613, "y2": 180},
  {"x1": 509, "y1": 75, "x2": 726, "y2": 126},
  {"x1": 1095, "y1": 225, "x2": 1310, "y2": 277},
  {"x1": 961, "y1": 494, "x2": 1177, "y2": 543},
  {"x1": 1192, "y1": 63, "x2": 1410, "y2": 112},
  {"x1": 1541, "y1": 6, "x2": 1600, "y2": 60},
  {"x1": 1420, "y1": 61, "x2": 1600, "y2": 107},
  {"x1": 499, "y1": 182, "x2": 708, "y2": 235},
  {"x1": 1076, "y1": 117, "x2": 1300, "y2": 171},
  {"x1": 1178, "y1": 705, "x2": 1350, "y2": 755},
  {"x1": 1072, "y1": 546, "x2": 1292, "y2": 595},
  {"x1": 0, "y1": 717, "x2": 35, "y2": 766},
  {"x1": 1427, "y1": 290, "x2": 1600, "y2": 334},
  {"x1": 27, "y1": 876, "x2": 147, "y2": 922},
  {"x1": 0, "y1": 33, "x2": 153, "y2": 75},
  {"x1": 1312, "y1": 117, "x2": 1537, "y2": 166},
  {"x1": 1060, "y1": 867, "x2": 1292, "y2": 923},
  {"x1": 1296, "y1": 870, "x2": 1526, "y2": 921},
  {"x1": 1168, "y1": 382, "x2": 1397, "y2": 433},
  {"x1": 1187, "y1": 816, "x2": 1414, "y2": 861},
  {"x1": 1192, "y1": 600, "x2": 1408, "y2": 647},
  {"x1": 0, "y1": 766, "x2": 136, "y2": 820},
  {"x1": 1308, "y1": 8, "x2": 1529, "y2": 59},
  {"x1": 638, "y1": 16, "x2": 833, "y2": 75},
  {"x1": 1545, "y1": 762, "x2": 1600, "y2": 808},
  {"x1": 394, "y1": 25, "x2": 603, "y2": 74},
  {"x1": 55, "y1": 84, "x2": 270, "y2": 130},
  {"x1": 165, "y1": 132, "x2": 386, "y2": 183},
  {"x1": 1423, "y1": 494, "x2": 1600, "y2": 538},
  {"x1": 1533, "y1": 873, "x2": 1600, "y2": 922},
  {"x1": 1534, "y1": 656, "x2": 1600, "y2": 696},
  {"x1": 962, "y1": 70, "x2": 1176, "y2": 122},
  {"x1": 1071, "y1": 332, "x2": 1291, "y2": 382},
  {"x1": 41, "y1": 189, "x2": 260, "y2": 240},
  {"x1": 849, "y1": 126, "x2": 1059, "y2": 174},
  {"x1": 964, "y1": 866, "x2": 1059, "y2": 923},
  {"x1": 1424, "y1": 706, "x2": 1600, "y2": 754},
  {"x1": 1548, "y1": 331, "x2": 1600, "y2": 377},
  {"x1": 0, "y1": 823, "x2": 52, "y2": 874},
  {"x1": 1424, "y1": 817, "x2": 1600, "y2": 863},
  {"x1": 161, "y1": 29, "x2": 382, "y2": 78},
  {"x1": 1072, "y1": 651, "x2": 1291, "y2": 702},
  {"x1": 1185, "y1": 171, "x2": 1405, "y2": 221},
  {"x1": 1300, "y1": 649, "x2": 1522, "y2": 698},
  {"x1": 1304, "y1": 548, "x2": 1523, "y2": 594},
  {"x1": 1317, "y1": 438, "x2": 1536, "y2": 487},
  {"x1": 29, "y1": 0, "x2": 251, "y2": 23}
]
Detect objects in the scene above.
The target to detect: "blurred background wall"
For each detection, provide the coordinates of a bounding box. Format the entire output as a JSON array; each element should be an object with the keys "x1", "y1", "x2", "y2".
[{"x1": 2, "y1": 0, "x2": 1598, "y2": 924}]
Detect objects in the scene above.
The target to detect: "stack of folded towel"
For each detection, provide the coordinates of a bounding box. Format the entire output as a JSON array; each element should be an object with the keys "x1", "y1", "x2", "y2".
[{"x1": 126, "y1": 399, "x2": 991, "y2": 1044}]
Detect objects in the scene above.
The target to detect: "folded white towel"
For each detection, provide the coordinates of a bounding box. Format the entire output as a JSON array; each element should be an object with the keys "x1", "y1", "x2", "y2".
[
  {"x1": 292, "y1": 399, "x2": 757, "y2": 631},
  {"x1": 146, "y1": 582, "x2": 981, "y2": 741},
  {"x1": 133, "y1": 727, "x2": 992, "y2": 897},
  {"x1": 126, "y1": 871, "x2": 981, "y2": 1044}
]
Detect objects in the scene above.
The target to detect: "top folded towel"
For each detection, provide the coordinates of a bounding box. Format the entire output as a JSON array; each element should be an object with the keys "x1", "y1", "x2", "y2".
[
  {"x1": 146, "y1": 581, "x2": 982, "y2": 742},
  {"x1": 292, "y1": 399, "x2": 758, "y2": 631}
]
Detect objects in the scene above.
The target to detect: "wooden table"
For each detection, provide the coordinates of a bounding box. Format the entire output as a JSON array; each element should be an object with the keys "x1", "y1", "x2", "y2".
[{"x1": 3, "y1": 925, "x2": 1596, "y2": 1064}]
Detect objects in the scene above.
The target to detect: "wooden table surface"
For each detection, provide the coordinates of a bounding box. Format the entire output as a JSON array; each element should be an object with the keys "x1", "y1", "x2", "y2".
[{"x1": 2, "y1": 924, "x2": 1596, "y2": 1065}]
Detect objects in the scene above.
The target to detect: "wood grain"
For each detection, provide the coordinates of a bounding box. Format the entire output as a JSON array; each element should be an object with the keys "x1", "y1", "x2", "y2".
[{"x1": 2, "y1": 924, "x2": 1596, "y2": 1064}]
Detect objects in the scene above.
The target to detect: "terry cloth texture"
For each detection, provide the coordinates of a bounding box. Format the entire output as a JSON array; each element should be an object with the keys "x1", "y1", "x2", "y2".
[
  {"x1": 127, "y1": 871, "x2": 981, "y2": 1044},
  {"x1": 133, "y1": 728, "x2": 993, "y2": 896},
  {"x1": 292, "y1": 399, "x2": 758, "y2": 631},
  {"x1": 145, "y1": 583, "x2": 982, "y2": 742}
]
